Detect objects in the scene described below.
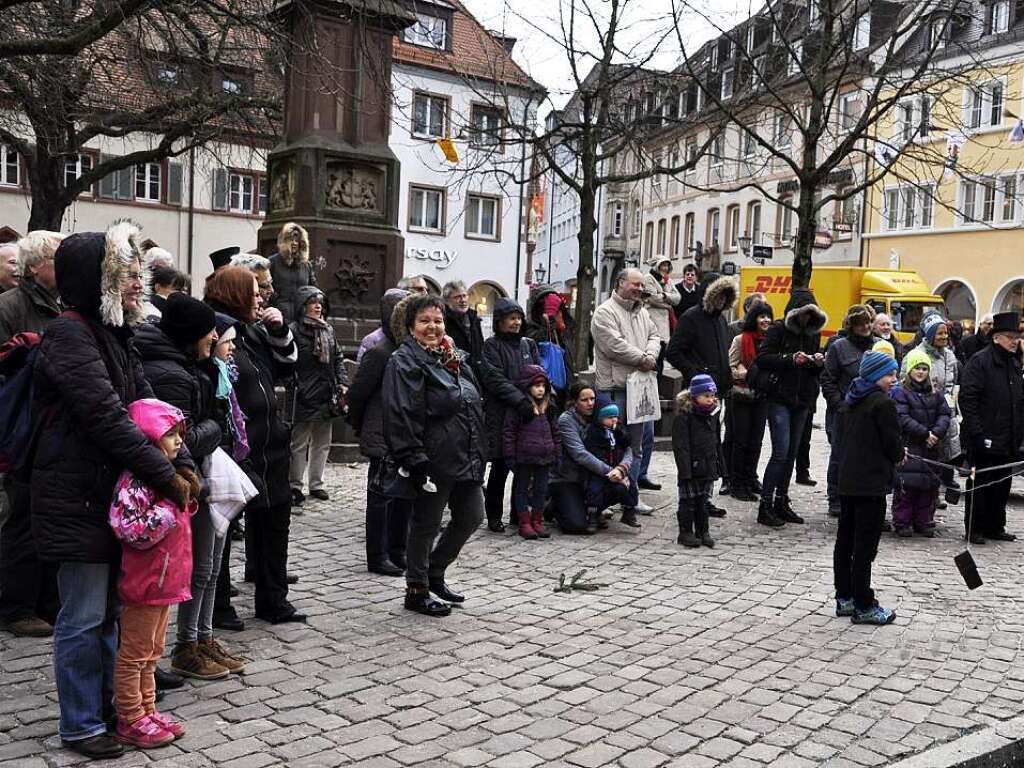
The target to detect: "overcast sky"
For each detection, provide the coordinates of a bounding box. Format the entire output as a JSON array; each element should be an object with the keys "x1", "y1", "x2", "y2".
[{"x1": 460, "y1": 0, "x2": 759, "y2": 110}]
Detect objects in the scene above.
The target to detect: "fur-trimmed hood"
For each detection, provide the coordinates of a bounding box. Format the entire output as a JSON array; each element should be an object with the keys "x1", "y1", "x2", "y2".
[
  {"x1": 701, "y1": 276, "x2": 738, "y2": 315},
  {"x1": 675, "y1": 388, "x2": 694, "y2": 413},
  {"x1": 276, "y1": 222, "x2": 310, "y2": 266},
  {"x1": 783, "y1": 288, "x2": 828, "y2": 335},
  {"x1": 389, "y1": 293, "x2": 417, "y2": 346},
  {"x1": 54, "y1": 220, "x2": 149, "y2": 328}
]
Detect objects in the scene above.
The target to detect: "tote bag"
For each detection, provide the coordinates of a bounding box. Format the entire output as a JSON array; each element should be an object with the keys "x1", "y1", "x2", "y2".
[{"x1": 625, "y1": 370, "x2": 662, "y2": 424}]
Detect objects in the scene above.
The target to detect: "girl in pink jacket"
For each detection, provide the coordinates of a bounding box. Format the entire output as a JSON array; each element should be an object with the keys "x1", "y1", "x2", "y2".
[{"x1": 109, "y1": 398, "x2": 198, "y2": 749}]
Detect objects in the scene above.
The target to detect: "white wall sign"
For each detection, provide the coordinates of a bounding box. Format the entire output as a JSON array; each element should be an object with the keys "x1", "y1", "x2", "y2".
[{"x1": 405, "y1": 247, "x2": 458, "y2": 270}]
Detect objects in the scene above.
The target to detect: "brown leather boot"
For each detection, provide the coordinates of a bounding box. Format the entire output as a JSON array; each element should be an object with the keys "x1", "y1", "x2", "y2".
[
  {"x1": 198, "y1": 637, "x2": 246, "y2": 674},
  {"x1": 170, "y1": 642, "x2": 229, "y2": 680}
]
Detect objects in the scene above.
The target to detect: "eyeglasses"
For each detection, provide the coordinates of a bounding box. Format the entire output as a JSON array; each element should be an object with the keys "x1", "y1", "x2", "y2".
[{"x1": 121, "y1": 270, "x2": 143, "y2": 285}]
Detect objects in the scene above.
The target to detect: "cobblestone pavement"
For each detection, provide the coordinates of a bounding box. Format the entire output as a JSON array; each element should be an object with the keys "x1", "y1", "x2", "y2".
[{"x1": 3, "y1": 414, "x2": 1024, "y2": 768}]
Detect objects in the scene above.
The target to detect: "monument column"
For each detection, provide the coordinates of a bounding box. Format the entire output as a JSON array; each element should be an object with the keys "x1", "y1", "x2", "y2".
[{"x1": 259, "y1": 0, "x2": 414, "y2": 327}]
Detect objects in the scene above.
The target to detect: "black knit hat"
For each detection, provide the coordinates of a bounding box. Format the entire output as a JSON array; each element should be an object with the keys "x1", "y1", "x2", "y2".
[{"x1": 160, "y1": 292, "x2": 216, "y2": 348}]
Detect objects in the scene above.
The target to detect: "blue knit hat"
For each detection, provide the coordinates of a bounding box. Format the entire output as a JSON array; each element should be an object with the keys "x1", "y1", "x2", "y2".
[
  {"x1": 921, "y1": 312, "x2": 947, "y2": 344},
  {"x1": 690, "y1": 374, "x2": 717, "y2": 397},
  {"x1": 859, "y1": 350, "x2": 898, "y2": 383},
  {"x1": 595, "y1": 393, "x2": 619, "y2": 420}
]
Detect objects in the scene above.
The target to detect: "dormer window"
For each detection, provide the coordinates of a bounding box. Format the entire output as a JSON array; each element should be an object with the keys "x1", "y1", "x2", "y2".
[
  {"x1": 710, "y1": 45, "x2": 719, "y2": 72},
  {"x1": 986, "y1": 1, "x2": 1010, "y2": 34},
  {"x1": 722, "y1": 68, "x2": 735, "y2": 99},
  {"x1": 404, "y1": 10, "x2": 450, "y2": 50},
  {"x1": 808, "y1": 0, "x2": 820, "y2": 27},
  {"x1": 789, "y1": 39, "x2": 803, "y2": 75},
  {"x1": 746, "y1": 24, "x2": 756, "y2": 51},
  {"x1": 854, "y1": 13, "x2": 871, "y2": 50},
  {"x1": 929, "y1": 16, "x2": 948, "y2": 49}
]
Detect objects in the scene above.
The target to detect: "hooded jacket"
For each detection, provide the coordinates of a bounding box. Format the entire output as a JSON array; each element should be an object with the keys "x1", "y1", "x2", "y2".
[
  {"x1": 109, "y1": 398, "x2": 197, "y2": 606},
  {"x1": 960, "y1": 342, "x2": 1024, "y2": 459},
  {"x1": 524, "y1": 287, "x2": 576, "y2": 376},
  {"x1": 133, "y1": 322, "x2": 222, "y2": 462},
  {"x1": 837, "y1": 384, "x2": 904, "y2": 496},
  {"x1": 754, "y1": 288, "x2": 827, "y2": 409},
  {"x1": 666, "y1": 276, "x2": 737, "y2": 394},
  {"x1": 591, "y1": 291, "x2": 661, "y2": 391},
  {"x1": 893, "y1": 378, "x2": 951, "y2": 491},
  {"x1": 821, "y1": 331, "x2": 877, "y2": 410},
  {"x1": 671, "y1": 389, "x2": 723, "y2": 482},
  {"x1": 382, "y1": 336, "x2": 486, "y2": 483},
  {"x1": 480, "y1": 298, "x2": 539, "y2": 460},
  {"x1": 444, "y1": 303, "x2": 485, "y2": 381},
  {"x1": 31, "y1": 221, "x2": 179, "y2": 563},
  {"x1": 268, "y1": 223, "x2": 318, "y2": 325},
  {"x1": 0, "y1": 275, "x2": 61, "y2": 344},
  {"x1": 347, "y1": 292, "x2": 412, "y2": 458},
  {"x1": 501, "y1": 365, "x2": 560, "y2": 465},
  {"x1": 289, "y1": 285, "x2": 346, "y2": 423},
  {"x1": 898, "y1": 338, "x2": 960, "y2": 460}
]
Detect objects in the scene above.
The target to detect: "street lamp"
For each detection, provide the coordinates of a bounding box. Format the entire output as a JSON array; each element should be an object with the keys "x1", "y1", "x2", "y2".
[
  {"x1": 737, "y1": 233, "x2": 752, "y2": 256},
  {"x1": 534, "y1": 263, "x2": 547, "y2": 284}
]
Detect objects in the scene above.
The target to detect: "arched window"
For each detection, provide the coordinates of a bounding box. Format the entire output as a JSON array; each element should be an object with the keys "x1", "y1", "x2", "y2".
[
  {"x1": 994, "y1": 278, "x2": 1024, "y2": 315},
  {"x1": 935, "y1": 279, "x2": 976, "y2": 325}
]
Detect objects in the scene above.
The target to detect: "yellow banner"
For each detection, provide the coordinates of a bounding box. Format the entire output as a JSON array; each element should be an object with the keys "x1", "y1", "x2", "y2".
[{"x1": 437, "y1": 138, "x2": 459, "y2": 163}]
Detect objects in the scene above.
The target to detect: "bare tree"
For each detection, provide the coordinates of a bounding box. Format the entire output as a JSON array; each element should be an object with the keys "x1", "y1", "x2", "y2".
[{"x1": 0, "y1": 0, "x2": 284, "y2": 230}]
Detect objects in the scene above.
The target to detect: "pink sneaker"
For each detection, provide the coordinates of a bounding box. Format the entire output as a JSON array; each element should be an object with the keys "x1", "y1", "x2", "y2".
[
  {"x1": 149, "y1": 711, "x2": 185, "y2": 739},
  {"x1": 116, "y1": 714, "x2": 174, "y2": 749}
]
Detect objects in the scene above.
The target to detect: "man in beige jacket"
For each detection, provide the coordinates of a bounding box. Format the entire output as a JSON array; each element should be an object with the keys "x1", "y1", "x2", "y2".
[{"x1": 591, "y1": 268, "x2": 662, "y2": 515}]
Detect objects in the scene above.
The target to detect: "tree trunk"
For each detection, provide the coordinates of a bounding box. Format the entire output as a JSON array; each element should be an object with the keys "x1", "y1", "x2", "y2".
[
  {"x1": 791, "y1": 185, "x2": 817, "y2": 290},
  {"x1": 26, "y1": 147, "x2": 66, "y2": 231},
  {"x1": 573, "y1": 183, "x2": 597, "y2": 372}
]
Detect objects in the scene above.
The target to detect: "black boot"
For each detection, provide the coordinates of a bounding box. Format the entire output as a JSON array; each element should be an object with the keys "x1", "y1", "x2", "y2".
[
  {"x1": 731, "y1": 484, "x2": 758, "y2": 502},
  {"x1": 774, "y1": 495, "x2": 804, "y2": 524},
  {"x1": 620, "y1": 508, "x2": 641, "y2": 528},
  {"x1": 677, "y1": 503, "x2": 698, "y2": 546},
  {"x1": 404, "y1": 585, "x2": 451, "y2": 617},
  {"x1": 584, "y1": 507, "x2": 600, "y2": 534},
  {"x1": 428, "y1": 577, "x2": 465, "y2": 604},
  {"x1": 757, "y1": 498, "x2": 784, "y2": 528}
]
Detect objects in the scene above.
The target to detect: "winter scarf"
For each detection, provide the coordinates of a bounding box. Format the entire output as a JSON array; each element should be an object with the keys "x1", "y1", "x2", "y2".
[
  {"x1": 740, "y1": 330, "x2": 764, "y2": 368},
  {"x1": 418, "y1": 335, "x2": 464, "y2": 375},
  {"x1": 693, "y1": 399, "x2": 718, "y2": 415},
  {"x1": 302, "y1": 314, "x2": 333, "y2": 364},
  {"x1": 214, "y1": 356, "x2": 250, "y2": 462},
  {"x1": 845, "y1": 377, "x2": 879, "y2": 406}
]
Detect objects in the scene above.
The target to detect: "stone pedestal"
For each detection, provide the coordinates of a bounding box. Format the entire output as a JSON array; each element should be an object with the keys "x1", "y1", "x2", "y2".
[{"x1": 259, "y1": 0, "x2": 414, "y2": 322}]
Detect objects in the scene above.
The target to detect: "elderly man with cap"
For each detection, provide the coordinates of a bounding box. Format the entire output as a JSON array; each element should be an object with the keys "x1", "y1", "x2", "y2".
[
  {"x1": 959, "y1": 312, "x2": 1023, "y2": 544},
  {"x1": 820, "y1": 304, "x2": 877, "y2": 516}
]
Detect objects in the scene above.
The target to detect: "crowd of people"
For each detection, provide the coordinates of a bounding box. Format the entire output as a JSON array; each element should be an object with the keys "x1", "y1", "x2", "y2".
[{"x1": 0, "y1": 227, "x2": 1021, "y2": 759}]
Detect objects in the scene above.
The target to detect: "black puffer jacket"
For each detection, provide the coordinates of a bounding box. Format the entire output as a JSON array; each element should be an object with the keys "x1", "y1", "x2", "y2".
[
  {"x1": 206, "y1": 298, "x2": 297, "y2": 507},
  {"x1": 837, "y1": 387, "x2": 904, "y2": 497},
  {"x1": 480, "y1": 298, "x2": 539, "y2": 461},
  {"x1": 0, "y1": 276, "x2": 61, "y2": 344},
  {"x1": 755, "y1": 289, "x2": 827, "y2": 409},
  {"x1": 31, "y1": 225, "x2": 179, "y2": 563},
  {"x1": 383, "y1": 337, "x2": 486, "y2": 483},
  {"x1": 893, "y1": 380, "x2": 951, "y2": 491},
  {"x1": 444, "y1": 304, "x2": 485, "y2": 380},
  {"x1": 133, "y1": 322, "x2": 222, "y2": 462},
  {"x1": 671, "y1": 391, "x2": 723, "y2": 482},
  {"x1": 347, "y1": 291, "x2": 411, "y2": 459},
  {"x1": 288, "y1": 287, "x2": 346, "y2": 423},
  {"x1": 665, "y1": 276, "x2": 737, "y2": 394},
  {"x1": 268, "y1": 251, "x2": 318, "y2": 325},
  {"x1": 959, "y1": 342, "x2": 1024, "y2": 459}
]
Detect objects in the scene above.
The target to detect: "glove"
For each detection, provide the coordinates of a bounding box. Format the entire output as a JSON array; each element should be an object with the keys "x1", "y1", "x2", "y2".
[
  {"x1": 176, "y1": 467, "x2": 202, "y2": 500},
  {"x1": 516, "y1": 398, "x2": 536, "y2": 421},
  {"x1": 406, "y1": 461, "x2": 430, "y2": 489},
  {"x1": 165, "y1": 474, "x2": 192, "y2": 509}
]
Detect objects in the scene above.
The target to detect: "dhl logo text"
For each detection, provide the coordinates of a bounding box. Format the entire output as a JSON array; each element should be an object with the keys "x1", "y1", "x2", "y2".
[{"x1": 751, "y1": 275, "x2": 793, "y2": 294}]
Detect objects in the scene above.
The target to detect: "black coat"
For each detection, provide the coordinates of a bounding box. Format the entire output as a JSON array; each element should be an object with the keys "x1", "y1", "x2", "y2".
[
  {"x1": 0, "y1": 277, "x2": 60, "y2": 344},
  {"x1": 893, "y1": 382, "x2": 951, "y2": 491},
  {"x1": 754, "y1": 291, "x2": 826, "y2": 409},
  {"x1": 383, "y1": 338, "x2": 486, "y2": 483},
  {"x1": 480, "y1": 332, "x2": 539, "y2": 460},
  {"x1": 444, "y1": 305, "x2": 485, "y2": 380},
  {"x1": 959, "y1": 343, "x2": 1024, "y2": 459},
  {"x1": 288, "y1": 319, "x2": 345, "y2": 423},
  {"x1": 673, "y1": 283, "x2": 701, "y2": 320},
  {"x1": 31, "y1": 317, "x2": 177, "y2": 563},
  {"x1": 666, "y1": 306, "x2": 732, "y2": 394},
  {"x1": 133, "y1": 323, "x2": 222, "y2": 462},
  {"x1": 820, "y1": 333, "x2": 876, "y2": 410},
  {"x1": 671, "y1": 397, "x2": 723, "y2": 482},
  {"x1": 958, "y1": 330, "x2": 989, "y2": 363},
  {"x1": 207, "y1": 300, "x2": 298, "y2": 507},
  {"x1": 268, "y1": 252, "x2": 318, "y2": 325},
  {"x1": 837, "y1": 388, "x2": 904, "y2": 497}
]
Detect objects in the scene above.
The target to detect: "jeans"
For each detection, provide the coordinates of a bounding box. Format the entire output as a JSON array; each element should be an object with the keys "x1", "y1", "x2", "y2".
[
  {"x1": 600, "y1": 390, "x2": 646, "y2": 501},
  {"x1": 484, "y1": 460, "x2": 512, "y2": 526},
  {"x1": 175, "y1": 505, "x2": 225, "y2": 652},
  {"x1": 825, "y1": 407, "x2": 841, "y2": 503},
  {"x1": 365, "y1": 459, "x2": 410, "y2": 567},
  {"x1": 53, "y1": 562, "x2": 120, "y2": 741},
  {"x1": 550, "y1": 480, "x2": 635, "y2": 533},
  {"x1": 0, "y1": 477, "x2": 57, "y2": 623},
  {"x1": 796, "y1": 399, "x2": 815, "y2": 476},
  {"x1": 405, "y1": 479, "x2": 484, "y2": 586},
  {"x1": 249, "y1": 500, "x2": 293, "y2": 617},
  {"x1": 729, "y1": 397, "x2": 767, "y2": 491},
  {"x1": 511, "y1": 465, "x2": 550, "y2": 515},
  {"x1": 289, "y1": 419, "x2": 333, "y2": 492},
  {"x1": 965, "y1": 452, "x2": 1014, "y2": 537},
  {"x1": 638, "y1": 421, "x2": 655, "y2": 481},
  {"x1": 762, "y1": 402, "x2": 809, "y2": 503},
  {"x1": 833, "y1": 495, "x2": 886, "y2": 609},
  {"x1": 115, "y1": 604, "x2": 170, "y2": 724}
]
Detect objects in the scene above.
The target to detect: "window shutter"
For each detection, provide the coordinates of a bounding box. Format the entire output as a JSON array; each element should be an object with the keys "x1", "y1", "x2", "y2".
[
  {"x1": 117, "y1": 166, "x2": 133, "y2": 200},
  {"x1": 212, "y1": 168, "x2": 228, "y2": 211},
  {"x1": 98, "y1": 154, "x2": 116, "y2": 198},
  {"x1": 167, "y1": 161, "x2": 183, "y2": 206}
]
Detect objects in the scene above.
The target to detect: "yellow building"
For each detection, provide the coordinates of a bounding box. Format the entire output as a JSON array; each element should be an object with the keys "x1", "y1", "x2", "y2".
[{"x1": 863, "y1": 29, "x2": 1024, "y2": 329}]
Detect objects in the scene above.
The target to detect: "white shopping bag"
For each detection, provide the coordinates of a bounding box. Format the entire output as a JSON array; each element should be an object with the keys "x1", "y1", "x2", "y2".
[
  {"x1": 625, "y1": 370, "x2": 662, "y2": 424},
  {"x1": 202, "y1": 447, "x2": 259, "y2": 537}
]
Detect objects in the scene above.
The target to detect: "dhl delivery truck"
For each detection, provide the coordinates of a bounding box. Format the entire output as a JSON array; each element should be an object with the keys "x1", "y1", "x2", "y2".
[{"x1": 738, "y1": 266, "x2": 945, "y2": 346}]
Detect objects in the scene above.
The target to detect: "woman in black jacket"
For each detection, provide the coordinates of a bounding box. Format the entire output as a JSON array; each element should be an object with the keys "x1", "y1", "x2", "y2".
[
  {"x1": 753, "y1": 289, "x2": 826, "y2": 527},
  {"x1": 134, "y1": 293, "x2": 246, "y2": 679},
  {"x1": 383, "y1": 295, "x2": 486, "y2": 617},
  {"x1": 205, "y1": 266, "x2": 302, "y2": 625},
  {"x1": 31, "y1": 223, "x2": 195, "y2": 760},
  {"x1": 480, "y1": 297, "x2": 539, "y2": 531},
  {"x1": 347, "y1": 289, "x2": 411, "y2": 576},
  {"x1": 287, "y1": 285, "x2": 346, "y2": 506}
]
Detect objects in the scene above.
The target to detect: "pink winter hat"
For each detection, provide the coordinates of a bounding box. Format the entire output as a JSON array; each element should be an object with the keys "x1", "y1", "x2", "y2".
[{"x1": 128, "y1": 398, "x2": 185, "y2": 444}]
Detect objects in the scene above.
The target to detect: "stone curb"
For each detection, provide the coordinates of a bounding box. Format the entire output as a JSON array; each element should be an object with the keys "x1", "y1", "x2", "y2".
[{"x1": 887, "y1": 715, "x2": 1024, "y2": 767}]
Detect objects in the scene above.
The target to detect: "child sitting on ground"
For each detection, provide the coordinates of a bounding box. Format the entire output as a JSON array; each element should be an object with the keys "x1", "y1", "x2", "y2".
[
  {"x1": 502, "y1": 365, "x2": 559, "y2": 540},
  {"x1": 891, "y1": 348, "x2": 951, "y2": 538},
  {"x1": 672, "y1": 374, "x2": 723, "y2": 549},
  {"x1": 109, "y1": 399, "x2": 199, "y2": 748},
  {"x1": 582, "y1": 395, "x2": 641, "y2": 531}
]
